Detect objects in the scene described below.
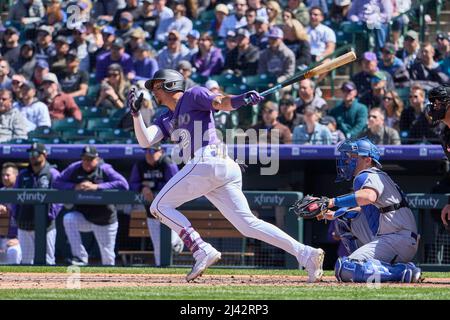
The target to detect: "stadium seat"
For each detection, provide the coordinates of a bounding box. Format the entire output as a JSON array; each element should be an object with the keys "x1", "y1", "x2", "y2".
[
  {"x1": 108, "y1": 138, "x2": 135, "y2": 145},
  {"x1": 110, "y1": 108, "x2": 129, "y2": 121},
  {"x1": 52, "y1": 118, "x2": 82, "y2": 131},
  {"x1": 190, "y1": 73, "x2": 208, "y2": 85},
  {"x1": 27, "y1": 126, "x2": 61, "y2": 139},
  {"x1": 198, "y1": 10, "x2": 215, "y2": 22},
  {"x1": 243, "y1": 74, "x2": 277, "y2": 91},
  {"x1": 86, "y1": 118, "x2": 119, "y2": 130},
  {"x1": 5, "y1": 138, "x2": 30, "y2": 144},
  {"x1": 97, "y1": 129, "x2": 134, "y2": 141},
  {"x1": 87, "y1": 84, "x2": 99, "y2": 98},
  {"x1": 210, "y1": 74, "x2": 244, "y2": 88},
  {"x1": 61, "y1": 128, "x2": 97, "y2": 141},
  {"x1": 76, "y1": 138, "x2": 105, "y2": 144},
  {"x1": 224, "y1": 85, "x2": 248, "y2": 95},
  {"x1": 30, "y1": 137, "x2": 66, "y2": 144},
  {"x1": 81, "y1": 106, "x2": 104, "y2": 118},
  {"x1": 75, "y1": 96, "x2": 95, "y2": 108},
  {"x1": 397, "y1": 87, "x2": 410, "y2": 104}
]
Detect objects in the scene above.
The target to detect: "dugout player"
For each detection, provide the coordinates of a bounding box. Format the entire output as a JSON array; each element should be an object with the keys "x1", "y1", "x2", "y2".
[
  {"x1": 13, "y1": 143, "x2": 61, "y2": 265},
  {"x1": 320, "y1": 138, "x2": 422, "y2": 283},
  {"x1": 129, "y1": 69, "x2": 325, "y2": 282},
  {"x1": 54, "y1": 146, "x2": 129, "y2": 266},
  {"x1": 426, "y1": 86, "x2": 450, "y2": 230},
  {"x1": 129, "y1": 144, "x2": 184, "y2": 266}
]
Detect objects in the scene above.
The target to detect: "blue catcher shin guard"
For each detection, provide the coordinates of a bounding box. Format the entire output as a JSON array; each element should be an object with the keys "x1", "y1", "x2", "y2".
[{"x1": 335, "y1": 257, "x2": 422, "y2": 283}]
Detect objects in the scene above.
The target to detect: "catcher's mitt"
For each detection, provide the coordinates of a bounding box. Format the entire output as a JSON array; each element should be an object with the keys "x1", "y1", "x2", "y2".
[{"x1": 290, "y1": 195, "x2": 331, "y2": 219}]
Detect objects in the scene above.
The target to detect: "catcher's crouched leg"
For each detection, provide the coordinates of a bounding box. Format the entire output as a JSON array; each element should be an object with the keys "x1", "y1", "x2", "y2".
[{"x1": 335, "y1": 257, "x2": 422, "y2": 283}]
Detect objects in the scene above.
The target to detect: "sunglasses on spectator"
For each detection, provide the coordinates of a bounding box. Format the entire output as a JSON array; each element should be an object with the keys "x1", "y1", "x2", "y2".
[
  {"x1": 383, "y1": 96, "x2": 393, "y2": 101},
  {"x1": 0, "y1": 97, "x2": 11, "y2": 101},
  {"x1": 12, "y1": 80, "x2": 22, "y2": 85},
  {"x1": 108, "y1": 72, "x2": 120, "y2": 77},
  {"x1": 168, "y1": 37, "x2": 178, "y2": 41},
  {"x1": 409, "y1": 95, "x2": 419, "y2": 98},
  {"x1": 4, "y1": 31, "x2": 15, "y2": 36},
  {"x1": 368, "y1": 114, "x2": 378, "y2": 119}
]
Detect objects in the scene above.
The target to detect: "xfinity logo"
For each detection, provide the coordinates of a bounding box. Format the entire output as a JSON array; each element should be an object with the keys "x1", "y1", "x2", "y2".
[
  {"x1": 254, "y1": 194, "x2": 285, "y2": 206},
  {"x1": 17, "y1": 192, "x2": 47, "y2": 203},
  {"x1": 407, "y1": 196, "x2": 440, "y2": 209}
]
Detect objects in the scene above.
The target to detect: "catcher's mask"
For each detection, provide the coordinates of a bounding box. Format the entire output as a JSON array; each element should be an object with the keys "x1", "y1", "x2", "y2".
[
  {"x1": 144, "y1": 69, "x2": 186, "y2": 93},
  {"x1": 426, "y1": 86, "x2": 450, "y2": 125},
  {"x1": 336, "y1": 138, "x2": 382, "y2": 182}
]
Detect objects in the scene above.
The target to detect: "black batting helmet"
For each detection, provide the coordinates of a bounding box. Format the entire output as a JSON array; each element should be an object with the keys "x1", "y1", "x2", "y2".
[
  {"x1": 144, "y1": 69, "x2": 185, "y2": 93},
  {"x1": 426, "y1": 86, "x2": 450, "y2": 123}
]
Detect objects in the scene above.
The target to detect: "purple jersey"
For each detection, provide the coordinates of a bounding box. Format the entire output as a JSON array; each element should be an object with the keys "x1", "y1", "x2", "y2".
[{"x1": 153, "y1": 86, "x2": 221, "y2": 157}]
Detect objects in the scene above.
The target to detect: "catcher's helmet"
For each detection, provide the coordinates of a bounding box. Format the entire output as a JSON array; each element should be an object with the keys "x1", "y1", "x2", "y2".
[
  {"x1": 144, "y1": 69, "x2": 185, "y2": 93},
  {"x1": 336, "y1": 138, "x2": 381, "y2": 182},
  {"x1": 426, "y1": 86, "x2": 450, "y2": 124}
]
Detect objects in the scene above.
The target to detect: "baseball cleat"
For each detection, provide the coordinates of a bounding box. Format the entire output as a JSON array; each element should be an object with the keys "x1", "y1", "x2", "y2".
[
  {"x1": 305, "y1": 248, "x2": 325, "y2": 283},
  {"x1": 410, "y1": 267, "x2": 422, "y2": 283},
  {"x1": 186, "y1": 247, "x2": 221, "y2": 282}
]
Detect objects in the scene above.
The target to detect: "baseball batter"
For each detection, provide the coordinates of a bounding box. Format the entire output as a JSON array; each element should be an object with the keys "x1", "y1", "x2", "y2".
[
  {"x1": 129, "y1": 69, "x2": 324, "y2": 282},
  {"x1": 319, "y1": 138, "x2": 421, "y2": 283}
]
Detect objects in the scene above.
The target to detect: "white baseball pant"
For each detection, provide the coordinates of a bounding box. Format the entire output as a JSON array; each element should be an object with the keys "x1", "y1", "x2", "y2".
[
  {"x1": 149, "y1": 145, "x2": 315, "y2": 266},
  {"x1": 63, "y1": 211, "x2": 118, "y2": 265},
  {"x1": 18, "y1": 228, "x2": 56, "y2": 265}
]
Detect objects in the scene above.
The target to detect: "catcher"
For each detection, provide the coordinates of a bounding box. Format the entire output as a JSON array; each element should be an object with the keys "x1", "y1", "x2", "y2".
[
  {"x1": 291, "y1": 138, "x2": 422, "y2": 283},
  {"x1": 426, "y1": 85, "x2": 450, "y2": 231}
]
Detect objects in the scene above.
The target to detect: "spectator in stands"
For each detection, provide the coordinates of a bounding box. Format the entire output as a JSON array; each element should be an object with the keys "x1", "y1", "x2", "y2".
[
  {"x1": 0, "y1": 89, "x2": 28, "y2": 143},
  {"x1": 293, "y1": 106, "x2": 332, "y2": 145},
  {"x1": 347, "y1": 0, "x2": 393, "y2": 50},
  {"x1": 396, "y1": 30, "x2": 421, "y2": 68},
  {"x1": 219, "y1": 0, "x2": 248, "y2": 38},
  {"x1": 94, "y1": 26, "x2": 117, "y2": 62},
  {"x1": 399, "y1": 86, "x2": 438, "y2": 144},
  {"x1": 112, "y1": 0, "x2": 140, "y2": 29},
  {"x1": 266, "y1": 1, "x2": 282, "y2": 27},
  {"x1": 13, "y1": 143, "x2": 61, "y2": 265},
  {"x1": 378, "y1": 42, "x2": 410, "y2": 86},
  {"x1": 295, "y1": 79, "x2": 328, "y2": 115},
  {"x1": 14, "y1": 81, "x2": 51, "y2": 132},
  {"x1": 43, "y1": 0, "x2": 66, "y2": 31},
  {"x1": 10, "y1": 74, "x2": 26, "y2": 101},
  {"x1": 435, "y1": 32, "x2": 450, "y2": 62},
  {"x1": 358, "y1": 107, "x2": 401, "y2": 145},
  {"x1": 157, "y1": 30, "x2": 190, "y2": 70},
  {"x1": 92, "y1": 0, "x2": 120, "y2": 18},
  {"x1": 96, "y1": 64, "x2": 129, "y2": 116},
  {"x1": 292, "y1": 106, "x2": 332, "y2": 145},
  {"x1": 186, "y1": 29, "x2": 200, "y2": 59},
  {"x1": 59, "y1": 50, "x2": 89, "y2": 98},
  {"x1": 135, "y1": 0, "x2": 160, "y2": 39},
  {"x1": 307, "y1": 6, "x2": 336, "y2": 62},
  {"x1": 360, "y1": 71, "x2": 389, "y2": 109},
  {"x1": 258, "y1": 27, "x2": 296, "y2": 84},
  {"x1": 251, "y1": 101, "x2": 292, "y2": 144},
  {"x1": 154, "y1": 0, "x2": 174, "y2": 21},
  {"x1": 7, "y1": 0, "x2": 45, "y2": 26},
  {"x1": 129, "y1": 144, "x2": 183, "y2": 266},
  {"x1": 0, "y1": 162, "x2": 21, "y2": 265},
  {"x1": 50, "y1": 36, "x2": 71, "y2": 77},
  {"x1": 133, "y1": 43, "x2": 159, "y2": 81},
  {"x1": 278, "y1": 95, "x2": 303, "y2": 131},
  {"x1": 408, "y1": 42, "x2": 450, "y2": 89},
  {"x1": 319, "y1": 115, "x2": 346, "y2": 144},
  {"x1": 0, "y1": 58, "x2": 12, "y2": 90},
  {"x1": 248, "y1": 0, "x2": 268, "y2": 19},
  {"x1": 54, "y1": 146, "x2": 129, "y2": 266},
  {"x1": 382, "y1": 89, "x2": 404, "y2": 132},
  {"x1": 191, "y1": 32, "x2": 224, "y2": 77},
  {"x1": 250, "y1": 16, "x2": 270, "y2": 50},
  {"x1": 306, "y1": 0, "x2": 329, "y2": 16},
  {"x1": 351, "y1": 51, "x2": 394, "y2": 100},
  {"x1": 35, "y1": 25, "x2": 56, "y2": 63},
  {"x1": 1, "y1": 27, "x2": 20, "y2": 66},
  {"x1": 155, "y1": 3, "x2": 193, "y2": 42},
  {"x1": 116, "y1": 11, "x2": 137, "y2": 39},
  {"x1": 281, "y1": 10, "x2": 311, "y2": 68},
  {"x1": 125, "y1": 27, "x2": 147, "y2": 56},
  {"x1": 329, "y1": 81, "x2": 368, "y2": 139},
  {"x1": 329, "y1": 0, "x2": 351, "y2": 26},
  {"x1": 224, "y1": 28, "x2": 259, "y2": 77},
  {"x1": 287, "y1": 0, "x2": 310, "y2": 27},
  {"x1": 245, "y1": 8, "x2": 257, "y2": 34},
  {"x1": 32, "y1": 60, "x2": 50, "y2": 90},
  {"x1": 224, "y1": 31, "x2": 238, "y2": 56},
  {"x1": 390, "y1": 0, "x2": 411, "y2": 51},
  {"x1": 177, "y1": 60, "x2": 196, "y2": 90},
  {"x1": 40, "y1": 73, "x2": 82, "y2": 122},
  {"x1": 13, "y1": 41, "x2": 37, "y2": 80},
  {"x1": 96, "y1": 38, "x2": 135, "y2": 82},
  {"x1": 70, "y1": 24, "x2": 94, "y2": 73},
  {"x1": 119, "y1": 88, "x2": 155, "y2": 131},
  {"x1": 210, "y1": 4, "x2": 229, "y2": 37}
]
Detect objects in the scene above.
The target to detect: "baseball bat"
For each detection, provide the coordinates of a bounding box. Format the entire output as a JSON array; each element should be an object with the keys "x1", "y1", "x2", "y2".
[{"x1": 245, "y1": 51, "x2": 357, "y2": 102}]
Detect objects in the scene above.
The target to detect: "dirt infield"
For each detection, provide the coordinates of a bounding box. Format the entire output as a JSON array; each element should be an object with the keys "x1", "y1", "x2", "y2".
[{"x1": 0, "y1": 273, "x2": 450, "y2": 289}]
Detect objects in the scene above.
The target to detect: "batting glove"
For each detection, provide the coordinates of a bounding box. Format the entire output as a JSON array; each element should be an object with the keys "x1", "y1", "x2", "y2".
[{"x1": 128, "y1": 88, "x2": 144, "y2": 117}]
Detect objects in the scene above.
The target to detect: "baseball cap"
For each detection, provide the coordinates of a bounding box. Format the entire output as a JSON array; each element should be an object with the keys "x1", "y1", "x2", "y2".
[
  {"x1": 177, "y1": 60, "x2": 192, "y2": 71},
  {"x1": 334, "y1": 0, "x2": 351, "y2": 5},
  {"x1": 341, "y1": 80, "x2": 357, "y2": 92},
  {"x1": 67, "y1": 49, "x2": 79, "y2": 60},
  {"x1": 143, "y1": 0, "x2": 154, "y2": 3},
  {"x1": 55, "y1": 35, "x2": 69, "y2": 44},
  {"x1": 168, "y1": 30, "x2": 181, "y2": 39},
  {"x1": 130, "y1": 27, "x2": 146, "y2": 39},
  {"x1": 37, "y1": 25, "x2": 53, "y2": 35},
  {"x1": 27, "y1": 143, "x2": 47, "y2": 155},
  {"x1": 236, "y1": 28, "x2": 250, "y2": 38},
  {"x1": 205, "y1": 79, "x2": 220, "y2": 90},
  {"x1": 405, "y1": 30, "x2": 419, "y2": 41},
  {"x1": 81, "y1": 145, "x2": 99, "y2": 158},
  {"x1": 262, "y1": 101, "x2": 279, "y2": 112},
  {"x1": 120, "y1": 11, "x2": 134, "y2": 22},
  {"x1": 187, "y1": 29, "x2": 200, "y2": 39},
  {"x1": 268, "y1": 27, "x2": 284, "y2": 39},
  {"x1": 215, "y1": 3, "x2": 229, "y2": 15},
  {"x1": 255, "y1": 16, "x2": 269, "y2": 24},
  {"x1": 102, "y1": 25, "x2": 116, "y2": 35},
  {"x1": 137, "y1": 43, "x2": 152, "y2": 51},
  {"x1": 363, "y1": 51, "x2": 377, "y2": 62},
  {"x1": 112, "y1": 38, "x2": 125, "y2": 48},
  {"x1": 382, "y1": 42, "x2": 396, "y2": 54},
  {"x1": 42, "y1": 73, "x2": 59, "y2": 85},
  {"x1": 371, "y1": 71, "x2": 387, "y2": 83},
  {"x1": 36, "y1": 59, "x2": 50, "y2": 69},
  {"x1": 280, "y1": 95, "x2": 295, "y2": 106},
  {"x1": 5, "y1": 26, "x2": 19, "y2": 34},
  {"x1": 319, "y1": 115, "x2": 337, "y2": 125},
  {"x1": 21, "y1": 40, "x2": 35, "y2": 50},
  {"x1": 22, "y1": 80, "x2": 35, "y2": 90},
  {"x1": 436, "y1": 32, "x2": 450, "y2": 41},
  {"x1": 226, "y1": 30, "x2": 236, "y2": 39},
  {"x1": 303, "y1": 106, "x2": 317, "y2": 115},
  {"x1": 147, "y1": 143, "x2": 162, "y2": 152}
]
